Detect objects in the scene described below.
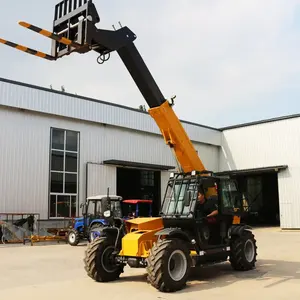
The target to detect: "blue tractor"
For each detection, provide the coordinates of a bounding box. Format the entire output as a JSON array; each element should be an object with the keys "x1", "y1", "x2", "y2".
[{"x1": 67, "y1": 194, "x2": 123, "y2": 246}]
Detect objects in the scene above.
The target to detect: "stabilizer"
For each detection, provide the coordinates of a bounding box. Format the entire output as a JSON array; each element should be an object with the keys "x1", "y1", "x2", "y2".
[
  {"x1": 19, "y1": 21, "x2": 81, "y2": 49},
  {"x1": 0, "y1": 38, "x2": 56, "y2": 61}
]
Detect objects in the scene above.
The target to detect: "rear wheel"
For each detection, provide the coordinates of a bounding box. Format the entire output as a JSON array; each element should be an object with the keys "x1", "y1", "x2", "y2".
[
  {"x1": 84, "y1": 237, "x2": 123, "y2": 282},
  {"x1": 230, "y1": 230, "x2": 257, "y2": 271},
  {"x1": 146, "y1": 239, "x2": 191, "y2": 292},
  {"x1": 67, "y1": 229, "x2": 80, "y2": 246}
]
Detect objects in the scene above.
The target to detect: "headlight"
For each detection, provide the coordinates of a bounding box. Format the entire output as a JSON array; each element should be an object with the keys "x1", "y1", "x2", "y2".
[{"x1": 103, "y1": 210, "x2": 111, "y2": 218}]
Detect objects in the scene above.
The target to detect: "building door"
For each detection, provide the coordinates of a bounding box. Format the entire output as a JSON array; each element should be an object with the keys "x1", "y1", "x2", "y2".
[
  {"x1": 117, "y1": 168, "x2": 161, "y2": 216},
  {"x1": 236, "y1": 173, "x2": 280, "y2": 226}
]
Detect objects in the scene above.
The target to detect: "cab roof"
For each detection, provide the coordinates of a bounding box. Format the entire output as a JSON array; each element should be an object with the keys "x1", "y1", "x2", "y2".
[
  {"x1": 87, "y1": 195, "x2": 122, "y2": 201},
  {"x1": 123, "y1": 199, "x2": 153, "y2": 204}
]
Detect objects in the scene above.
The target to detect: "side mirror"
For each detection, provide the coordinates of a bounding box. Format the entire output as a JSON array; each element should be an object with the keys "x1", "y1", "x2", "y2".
[{"x1": 184, "y1": 191, "x2": 192, "y2": 206}]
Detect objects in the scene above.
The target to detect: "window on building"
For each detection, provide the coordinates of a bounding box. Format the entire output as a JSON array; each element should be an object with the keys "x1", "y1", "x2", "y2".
[
  {"x1": 140, "y1": 170, "x2": 155, "y2": 186},
  {"x1": 49, "y1": 128, "x2": 79, "y2": 218}
]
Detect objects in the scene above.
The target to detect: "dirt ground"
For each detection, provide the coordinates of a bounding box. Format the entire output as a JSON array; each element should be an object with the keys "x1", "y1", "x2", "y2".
[{"x1": 0, "y1": 227, "x2": 299, "y2": 300}]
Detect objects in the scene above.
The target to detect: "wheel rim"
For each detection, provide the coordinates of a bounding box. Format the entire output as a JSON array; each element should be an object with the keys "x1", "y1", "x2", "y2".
[
  {"x1": 90, "y1": 232, "x2": 95, "y2": 241},
  {"x1": 69, "y1": 232, "x2": 76, "y2": 243},
  {"x1": 168, "y1": 250, "x2": 187, "y2": 281},
  {"x1": 90, "y1": 231, "x2": 99, "y2": 241},
  {"x1": 101, "y1": 246, "x2": 119, "y2": 273},
  {"x1": 244, "y1": 239, "x2": 255, "y2": 262}
]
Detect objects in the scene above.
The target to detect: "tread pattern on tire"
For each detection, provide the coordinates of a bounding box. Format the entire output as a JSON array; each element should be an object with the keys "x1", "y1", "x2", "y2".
[
  {"x1": 230, "y1": 230, "x2": 257, "y2": 271},
  {"x1": 84, "y1": 236, "x2": 122, "y2": 282},
  {"x1": 146, "y1": 238, "x2": 191, "y2": 293}
]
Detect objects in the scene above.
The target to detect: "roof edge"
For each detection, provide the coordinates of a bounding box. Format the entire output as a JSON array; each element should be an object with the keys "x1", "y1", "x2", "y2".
[
  {"x1": 216, "y1": 165, "x2": 288, "y2": 176},
  {"x1": 0, "y1": 76, "x2": 220, "y2": 132},
  {"x1": 219, "y1": 114, "x2": 300, "y2": 131}
]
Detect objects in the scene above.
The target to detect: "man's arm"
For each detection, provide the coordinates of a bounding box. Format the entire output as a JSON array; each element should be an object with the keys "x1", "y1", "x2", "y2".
[
  {"x1": 206, "y1": 196, "x2": 219, "y2": 217},
  {"x1": 207, "y1": 209, "x2": 218, "y2": 217}
]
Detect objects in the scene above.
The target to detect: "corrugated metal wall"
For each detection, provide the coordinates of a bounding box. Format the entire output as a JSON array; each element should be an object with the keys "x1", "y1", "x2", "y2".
[
  {"x1": 0, "y1": 106, "x2": 220, "y2": 219},
  {"x1": 219, "y1": 117, "x2": 300, "y2": 229},
  {"x1": 0, "y1": 78, "x2": 222, "y2": 146},
  {"x1": 86, "y1": 163, "x2": 117, "y2": 197},
  {"x1": 0, "y1": 108, "x2": 50, "y2": 217}
]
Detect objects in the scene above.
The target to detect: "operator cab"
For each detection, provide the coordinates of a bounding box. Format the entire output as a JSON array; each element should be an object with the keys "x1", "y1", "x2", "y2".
[
  {"x1": 160, "y1": 171, "x2": 244, "y2": 250},
  {"x1": 81, "y1": 195, "x2": 123, "y2": 218}
]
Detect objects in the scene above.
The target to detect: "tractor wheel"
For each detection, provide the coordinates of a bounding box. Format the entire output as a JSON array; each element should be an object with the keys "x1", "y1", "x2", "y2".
[
  {"x1": 84, "y1": 236, "x2": 123, "y2": 282},
  {"x1": 230, "y1": 230, "x2": 257, "y2": 271},
  {"x1": 67, "y1": 229, "x2": 80, "y2": 246},
  {"x1": 146, "y1": 238, "x2": 191, "y2": 293}
]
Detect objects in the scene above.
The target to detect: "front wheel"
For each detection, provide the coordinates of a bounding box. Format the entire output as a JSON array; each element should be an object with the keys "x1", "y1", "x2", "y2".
[
  {"x1": 84, "y1": 237, "x2": 123, "y2": 282},
  {"x1": 230, "y1": 230, "x2": 257, "y2": 271},
  {"x1": 67, "y1": 229, "x2": 80, "y2": 246},
  {"x1": 146, "y1": 239, "x2": 192, "y2": 292}
]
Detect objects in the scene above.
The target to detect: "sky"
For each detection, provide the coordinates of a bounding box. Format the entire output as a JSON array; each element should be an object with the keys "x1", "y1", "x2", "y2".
[{"x1": 1, "y1": 0, "x2": 300, "y2": 128}]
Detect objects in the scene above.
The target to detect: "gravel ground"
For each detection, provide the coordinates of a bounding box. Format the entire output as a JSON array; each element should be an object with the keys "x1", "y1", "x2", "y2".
[{"x1": 0, "y1": 227, "x2": 299, "y2": 300}]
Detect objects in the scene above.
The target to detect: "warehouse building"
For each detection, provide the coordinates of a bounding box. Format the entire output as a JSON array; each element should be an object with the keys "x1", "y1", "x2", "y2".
[
  {"x1": 0, "y1": 77, "x2": 220, "y2": 220},
  {"x1": 0, "y1": 77, "x2": 299, "y2": 229},
  {"x1": 219, "y1": 117, "x2": 298, "y2": 229}
]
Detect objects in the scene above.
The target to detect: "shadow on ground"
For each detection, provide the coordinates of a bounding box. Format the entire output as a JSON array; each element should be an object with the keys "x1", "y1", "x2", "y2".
[{"x1": 115, "y1": 259, "x2": 300, "y2": 293}]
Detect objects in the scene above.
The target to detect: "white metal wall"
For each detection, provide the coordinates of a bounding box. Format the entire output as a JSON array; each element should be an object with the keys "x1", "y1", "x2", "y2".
[
  {"x1": 86, "y1": 163, "x2": 117, "y2": 197},
  {"x1": 0, "y1": 78, "x2": 222, "y2": 147},
  {"x1": 0, "y1": 106, "x2": 220, "y2": 219},
  {"x1": 219, "y1": 117, "x2": 300, "y2": 229}
]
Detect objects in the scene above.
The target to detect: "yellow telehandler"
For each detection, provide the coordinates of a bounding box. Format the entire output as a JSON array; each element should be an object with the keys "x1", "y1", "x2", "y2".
[{"x1": 0, "y1": 0, "x2": 257, "y2": 292}]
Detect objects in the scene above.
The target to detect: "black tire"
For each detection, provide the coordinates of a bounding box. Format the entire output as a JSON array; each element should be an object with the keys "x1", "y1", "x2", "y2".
[
  {"x1": 84, "y1": 236, "x2": 123, "y2": 282},
  {"x1": 230, "y1": 230, "x2": 257, "y2": 271},
  {"x1": 67, "y1": 229, "x2": 80, "y2": 246},
  {"x1": 146, "y1": 239, "x2": 192, "y2": 293}
]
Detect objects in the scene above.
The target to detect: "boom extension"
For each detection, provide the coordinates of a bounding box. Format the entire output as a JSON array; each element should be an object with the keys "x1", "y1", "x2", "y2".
[
  {"x1": 149, "y1": 101, "x2": 206, "y2": 172},
  {"x1": 0, "y1": 0, "x2": 206, "y2": 173}
]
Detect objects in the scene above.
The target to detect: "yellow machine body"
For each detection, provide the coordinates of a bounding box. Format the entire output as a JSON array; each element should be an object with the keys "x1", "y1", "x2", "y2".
[
  {"x1": 118, "y1": 217, "x2": 202, "y2": 258},
  {"x1": 118, "y1": 217, "x2": 164, "y2": 257},
  {"x1": 117, "y1": 100, "x2": 240, "y2": 259}
]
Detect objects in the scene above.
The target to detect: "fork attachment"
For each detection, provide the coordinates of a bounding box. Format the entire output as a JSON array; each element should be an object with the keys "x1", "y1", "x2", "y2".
[
  {"x1": 0, "y1": 38, "x2": 56, "y2": 61},
  {"x1": 51, "y1": 0, "x2": 101, "y2": 58},
  {"x1": 19, "y1": 21, "x2": 81, "y2": 49}
]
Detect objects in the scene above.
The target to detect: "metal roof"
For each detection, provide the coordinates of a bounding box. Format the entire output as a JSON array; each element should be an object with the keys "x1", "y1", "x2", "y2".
[
  {"x1": 103, "y1": 159, "x2": 175, "y2": 170},
  {"x1": 215, "y1": 165, "x2": 288, "y2": 176},
  {"x1": 0, "y1": 77, "x2": 218, "y2": 132},
  {"x1": 219, "y1": 115, "x2": 300, "y2": 131},
  {"x1": 1, "y1": 76, "x2": 299, "y2": 132}
]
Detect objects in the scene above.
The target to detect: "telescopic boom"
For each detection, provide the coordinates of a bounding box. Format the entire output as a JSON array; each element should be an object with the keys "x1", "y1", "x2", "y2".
[{"x1": 0, "y1": 0, "x2": 206, "y2": 173}]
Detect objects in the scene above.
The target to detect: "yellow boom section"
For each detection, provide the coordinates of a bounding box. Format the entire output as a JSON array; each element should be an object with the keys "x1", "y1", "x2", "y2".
[{"x1": 149, "y1": 100, "x2": 205, "y2": 173}]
